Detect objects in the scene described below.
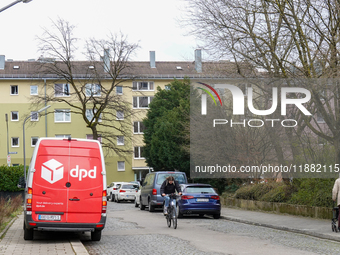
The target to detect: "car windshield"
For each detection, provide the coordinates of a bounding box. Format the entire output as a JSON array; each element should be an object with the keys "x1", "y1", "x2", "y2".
[
  {"x1": 156, "y1": 173, "x2": 186, "y2": 185},
  {"x1": 121, "y1": 184, "x2": 137, "y2": 189},
  {"x1": 185, "y1": 187, "x2": 215, "y2": 193}
]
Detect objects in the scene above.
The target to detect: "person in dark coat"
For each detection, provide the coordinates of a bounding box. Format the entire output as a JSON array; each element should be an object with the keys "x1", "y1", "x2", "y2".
[{"x1": 160, "y1": 176, "x2": 182, "y2": 215}]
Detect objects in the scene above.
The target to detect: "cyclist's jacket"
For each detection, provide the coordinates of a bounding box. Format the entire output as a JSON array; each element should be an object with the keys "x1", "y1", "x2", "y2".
[{"x1": 160, "y1": 180, "x2": 181, "y2": 195}]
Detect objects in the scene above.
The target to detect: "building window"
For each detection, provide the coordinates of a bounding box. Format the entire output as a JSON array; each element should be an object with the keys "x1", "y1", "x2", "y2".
[
  {"x1": 116, "y1": 111, "x2": 124, "y2": 120},
  {"x1": 133, "y1": 96, "x2": 153, "y2": 108},
  {"x1": 10, "y1": 85, "x2": 18, "y2": 95},
  {"x1": 134, "y1": 147, "x2": 144, "y2": 159},
  {"x1": 55, "y1": 134, "x2": 71, "y2": 138},
  {"x1": 55, "y1": 109, "x2": 71, "y2": 122},
  {"x1": 85, "y1": 84, "x2": 101, "y2": 97},
  {"x1": 31, "y1": 111, "x2": 38, "y2": 121},
  {"x1": 55, "y1": 84, "x2": 70, "y2": 97},
  {"x1": 133, "y1": 121, "x2": 145, "y2": 133},
  {"x1": 116, "y1": 86, "x2": 123, "y2": 95},
  {"x1": 117, "y1": 161, "x2": 125, "y2": 171},
  {"x1": 86, "y1": 134, "x2": 102, "y2": 143},
  {"x1": 30, "y1": 85, "x2": 38, "y2": 95},
  {"x1": 31, "y1": 137, "x2": 39, "y2": 147},
  {"x1": 117, "y1": 136, "x2": 124, "y2": 145},
  {"x1": 11, "y1": 137, "x2": 19, "y2": 147},
  {"x1": 11, "y1": 111, "x2": 19, "y2": 121},
  {"x1": 132, "y1": 81, "x2": 154, "y2": 91},
  {"x1": 86, "y1": 109, "x2": 102, "y2": 122}
]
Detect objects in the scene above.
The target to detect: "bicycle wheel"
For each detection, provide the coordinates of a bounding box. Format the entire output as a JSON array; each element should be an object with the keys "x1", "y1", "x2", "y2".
[
  {"x1": 172, "y1": 206, "x2": 177, "y2": 229},
  {"x1": 167, "y1": 207, "x2": 172, "y2": 228},
  {"x1": 167, "y1": 214, "x2": 171, "y2": 228},
  {"x1": 172, "y1": 217, "x2": 177, "y2": 229}
]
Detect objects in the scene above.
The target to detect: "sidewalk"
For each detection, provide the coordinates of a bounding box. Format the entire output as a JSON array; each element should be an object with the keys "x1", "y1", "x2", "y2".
[
  {"x1": 0, "y1": 213, "x2": 89, "y2": 255},
  {"x1": 221, "y1": 206, "x2": 340, "y2": 242}
]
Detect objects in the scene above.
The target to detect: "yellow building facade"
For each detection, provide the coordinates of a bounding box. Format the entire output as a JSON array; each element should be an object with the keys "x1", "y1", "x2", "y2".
[{"x1": 0, "y1": 50, "x2": 216, "y2": 184}]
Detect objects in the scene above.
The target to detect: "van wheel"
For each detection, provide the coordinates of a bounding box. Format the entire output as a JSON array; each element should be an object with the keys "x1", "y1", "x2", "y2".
[
  {"x1": 110, "y1": 194, "x2": 114, "y2": 202},
  {"x1": 91, "y1": 230, "x2": 102, "y2": 241},
  {"x1": 24, "y1": 222, "x2": 33, "y2": 240},
  {"x1": 140, "y1": 198, "x2": 145, "y2": 210},
  {"x1": 135, "y1": 199, "x2": 139, "y2": 208},
  {"x1": 148, "y1": 200, "x2": 155, "y2": 212}
]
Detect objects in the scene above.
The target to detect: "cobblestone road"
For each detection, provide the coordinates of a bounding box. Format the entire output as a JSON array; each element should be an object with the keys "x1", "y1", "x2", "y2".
[{"x1": 82, "y1": 202, "x2": 340, "y2": 255}]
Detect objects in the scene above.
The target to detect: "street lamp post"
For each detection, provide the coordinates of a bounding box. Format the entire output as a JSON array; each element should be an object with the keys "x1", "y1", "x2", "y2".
[
  {"x1": 0, "y1": 0, "x2": 32, "y2": 13},
  {"x1": 23, "y1": 105, "x2": 50, "y2": 183}
]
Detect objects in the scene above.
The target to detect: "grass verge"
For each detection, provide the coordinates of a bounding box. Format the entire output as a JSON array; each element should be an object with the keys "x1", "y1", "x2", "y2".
[{"x1": 0, "y1": 195, "x2": 23, "y2": 238}]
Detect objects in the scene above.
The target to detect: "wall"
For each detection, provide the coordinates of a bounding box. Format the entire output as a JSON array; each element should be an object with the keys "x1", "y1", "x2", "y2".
[{"x1": 221, "y1": 197, "x2": 332, "y2": 219}]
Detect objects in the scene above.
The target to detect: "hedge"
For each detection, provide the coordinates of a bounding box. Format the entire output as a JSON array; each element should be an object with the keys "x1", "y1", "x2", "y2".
[
  {"x1": 233, "y1": 179, "x2": 335, "y2": 207},
  {"x1": 0, "y1": 165, "x2": 26, "y2": 192}
]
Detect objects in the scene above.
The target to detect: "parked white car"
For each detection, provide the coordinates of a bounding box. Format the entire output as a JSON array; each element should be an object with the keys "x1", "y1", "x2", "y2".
[
  {"x1": 116, "y1": 183, "x2": 139, "y2": 203},
  {"x1": 134, "y1": 186, "x2": 142, "y2": 208},
  {"x1": 107, "y1": 182, "x2": 125, "y2": 202}
]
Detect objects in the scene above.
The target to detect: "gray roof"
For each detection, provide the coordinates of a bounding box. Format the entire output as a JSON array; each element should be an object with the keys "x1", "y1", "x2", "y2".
[{"x1": 0, "y1": 60, "x2": 254, "y2": 80}]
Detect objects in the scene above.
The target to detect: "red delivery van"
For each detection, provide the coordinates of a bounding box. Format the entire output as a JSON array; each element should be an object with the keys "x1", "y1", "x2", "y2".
[{"x1": 23, "y1": 137, "x2": 107, "y2": 241}]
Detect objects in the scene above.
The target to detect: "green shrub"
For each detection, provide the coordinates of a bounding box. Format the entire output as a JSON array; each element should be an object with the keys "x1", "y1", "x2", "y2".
[
  {"x1": 289, "y1": 178, "x2": 334, "y2": 207},
  {"x1": 0, "y1": 165, "x2": 25, "y2": 192},
  {"x1": 225, "y1": 183, "x2": 240, "y2": 193},
  {"x1": 235, "y1": 182, "x2": 297, "y2": 202},
  {"x1": 234, "y1": 185, "x2": 255, "y2": 200},
  {"x1": 261, "y1": 184, "x2": 297, "y2": 203}
]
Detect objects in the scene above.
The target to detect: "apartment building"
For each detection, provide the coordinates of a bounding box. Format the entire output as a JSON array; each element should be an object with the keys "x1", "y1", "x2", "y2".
[{"x1": 0, "y1": 50, "x2": 238, "y2": 183}]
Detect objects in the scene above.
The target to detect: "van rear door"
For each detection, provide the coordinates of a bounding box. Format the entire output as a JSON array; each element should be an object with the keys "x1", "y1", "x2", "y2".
[
  {"x1": 67, "y1": 140, "x2": 103, "y2": 223},
  {"x1": 31, "y1": 139, "x2": 103, "y2": 224}
]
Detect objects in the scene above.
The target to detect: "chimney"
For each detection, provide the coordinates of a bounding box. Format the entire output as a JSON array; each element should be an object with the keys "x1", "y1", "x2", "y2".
[
  {"x1": 195, "y1": 49, "x2": 202, "y2": 73},
  {"x1": 103, "y1": 49, "x2": 110, "y2": 73},
  {"x1": 150, "y1": 51, "x2": 156, "y2": 68},
  {"x1": 0, "y1": 55, "x2": 5, "y2": 70}
]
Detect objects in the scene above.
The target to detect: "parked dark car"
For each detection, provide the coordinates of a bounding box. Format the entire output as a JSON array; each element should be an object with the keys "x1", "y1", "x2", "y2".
[
  {"x1": 139, "y1": 171, "x2": 188, "y2": 212},
  {"x1": 177, "y1": 184, "x2": 221, "y2": 219}
]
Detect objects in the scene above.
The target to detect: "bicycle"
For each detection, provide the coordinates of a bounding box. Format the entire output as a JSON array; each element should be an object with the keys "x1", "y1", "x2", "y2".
[{"x1": 164, "y1": 193, "x2": 179, "y2": 229}]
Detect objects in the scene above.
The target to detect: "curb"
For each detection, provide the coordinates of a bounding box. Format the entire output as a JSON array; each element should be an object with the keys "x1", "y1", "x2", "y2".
[
  {"x1": 70, "y1": 240, "x2": 89, "y2": 255},
  {"x1": 0, "y1": 215, "x2": 18, "y2": 239},
  {"x1": 220, "y1": 215, "x2": 340, "y2": 242}
]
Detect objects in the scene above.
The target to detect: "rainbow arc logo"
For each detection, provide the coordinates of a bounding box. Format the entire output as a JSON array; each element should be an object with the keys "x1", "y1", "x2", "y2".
[{"x1": 197, "y1": 82, "x2": 222, "y2": 115}]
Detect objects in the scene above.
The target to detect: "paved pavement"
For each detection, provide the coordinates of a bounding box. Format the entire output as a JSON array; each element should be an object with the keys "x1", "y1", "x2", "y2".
[{"x1": 0, "y1": 207, "x2": 339, "y2": 255}]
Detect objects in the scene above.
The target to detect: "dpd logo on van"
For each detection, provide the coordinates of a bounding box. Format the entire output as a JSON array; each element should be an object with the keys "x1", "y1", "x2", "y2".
[
  {"x1": 41, "y1": 159, "x2": 64, "y2": 184},
  {"x1": 70, "y1": 165, "x2": 97, "y2": 181}
]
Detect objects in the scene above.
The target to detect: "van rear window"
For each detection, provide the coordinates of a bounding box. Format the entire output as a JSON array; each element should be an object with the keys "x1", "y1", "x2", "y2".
[{"x1": 156, "y1": 173, "x2": 186, "y2": 185}]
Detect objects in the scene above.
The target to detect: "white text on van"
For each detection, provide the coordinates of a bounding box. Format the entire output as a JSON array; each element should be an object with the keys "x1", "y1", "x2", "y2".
[{"x1": 70, "y1": 165, "x2": 97, "y2": 181}]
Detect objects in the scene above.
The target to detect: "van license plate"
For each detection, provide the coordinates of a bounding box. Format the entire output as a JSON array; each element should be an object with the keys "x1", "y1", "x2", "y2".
[
  {"x1": 196, "y1": 198, "x2": 209, "y2": 202},
  {"x1": 38, "y1": 215, "x2": 61, "y2": 221}
]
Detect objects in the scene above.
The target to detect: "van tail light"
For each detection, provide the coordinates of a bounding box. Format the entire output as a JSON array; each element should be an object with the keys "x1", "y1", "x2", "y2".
[
  {"x1": 102, "y1": 190, "x2": 107, "y2": 214},
  {"x1": 152, "y1": 189, "x2": 157, "y2": 195},
  {"x1": 211, "y1": 195, "x2": 220, "y2": 200},
  {"x1": 26, "y1": 188, "x2": 33, "y2": 211},
  {"x1": 113, "y1": 188, "x2": 117, "y2": 190},
  {"x1": 119, "y1": 190, "x2": 126, "y2": 193},
  {"x1": 181, "y1": 195, "x2": 194, "y2": 200}
]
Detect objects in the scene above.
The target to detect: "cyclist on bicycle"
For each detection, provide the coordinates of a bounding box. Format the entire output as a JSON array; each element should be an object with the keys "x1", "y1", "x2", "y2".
[{"x1": 160, "y1": 176, "x2": 182, "y2": 215}]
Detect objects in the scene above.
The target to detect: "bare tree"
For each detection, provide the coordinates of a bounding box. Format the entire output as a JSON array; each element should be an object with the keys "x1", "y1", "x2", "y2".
[
  {"x1": 184, "y1": 0, "x2": 340, "y2": 165},
  {"x1": 32, "y1": 18, "x2": 139, "y2": 156}
]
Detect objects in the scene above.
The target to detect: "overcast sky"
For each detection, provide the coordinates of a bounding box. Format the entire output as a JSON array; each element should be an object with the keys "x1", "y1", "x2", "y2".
[{"x1": 0, "y1": 0, "x2": 198, "y2": 61}]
